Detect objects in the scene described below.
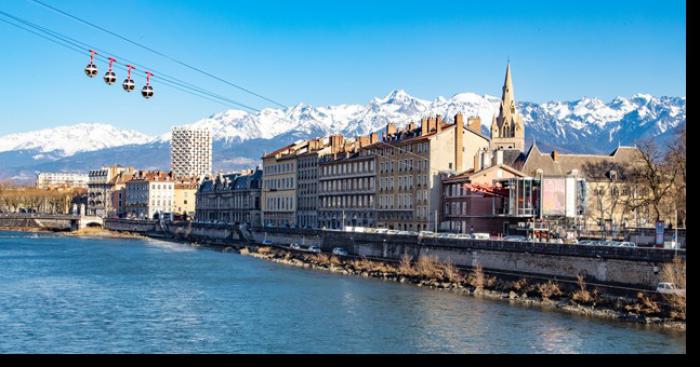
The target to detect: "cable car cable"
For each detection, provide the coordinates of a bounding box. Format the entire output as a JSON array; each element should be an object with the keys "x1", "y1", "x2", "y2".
[{"x1": 27, "y1": 0, "x2": 289, "y2": 109}]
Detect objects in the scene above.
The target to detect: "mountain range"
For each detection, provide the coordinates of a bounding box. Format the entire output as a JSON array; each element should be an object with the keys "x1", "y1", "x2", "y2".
[{"x1": 0, "y1": 90, "x2": 686, "y2": 182}]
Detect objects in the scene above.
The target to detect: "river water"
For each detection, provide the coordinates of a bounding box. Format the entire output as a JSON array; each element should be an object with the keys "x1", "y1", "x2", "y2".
[{"x1": 0, "y1": 231, "x2": 685, "y2": 353}]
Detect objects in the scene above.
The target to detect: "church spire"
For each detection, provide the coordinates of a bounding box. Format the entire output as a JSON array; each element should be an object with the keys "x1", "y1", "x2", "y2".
[{"x1": 489, "y1": 62, "x2": 525, "y2": 152}]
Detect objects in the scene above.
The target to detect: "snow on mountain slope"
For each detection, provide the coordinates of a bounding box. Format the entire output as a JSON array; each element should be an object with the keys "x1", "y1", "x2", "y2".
[
  {"x1": 0, "y1": 123, "x2": 156, "y2": 157},
  {"x1": 0, "y1": 91, "x2": 686, "y2": 174}
]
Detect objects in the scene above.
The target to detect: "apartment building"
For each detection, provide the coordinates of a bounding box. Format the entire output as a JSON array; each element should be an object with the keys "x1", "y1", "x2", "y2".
[
  {"x1": 124, "y1": 171, "x2": 174, "y2": 219},
  {"x1": 87, "y1": 165, "x2": 136, "y2": 217},
  {"x1": 171, "y1": 126, "x2": 212, "y2": 178},
  {"x1": 317, "y1": 134, "x2": 378, "y2": 229},
  {"x1": 366, "y1": 113, "x2": 489, "y2": 231},
  {"x1": 36, "y1": 172, "x2": 89, "y2": 189},
  {"x1": 174, "y1": 176, "x2": 200, "y2": 217},
  {"x1": 195, "y1": 168, "x2": 262, "y2": 226},
  {"x1": 261, "y1": 143, "x2": 301, "y2": 227},
  {"x1": 296, "y1": 138, "x2": 332, "y2": 228}
]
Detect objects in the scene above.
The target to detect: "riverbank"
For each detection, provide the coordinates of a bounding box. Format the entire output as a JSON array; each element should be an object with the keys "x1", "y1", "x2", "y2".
[
  {"x1": 0, "y1": 226, "x2": 147, "y2": 240},
  {"x1": 238, "y1": 245, "x2": 686, "y2": 332}
]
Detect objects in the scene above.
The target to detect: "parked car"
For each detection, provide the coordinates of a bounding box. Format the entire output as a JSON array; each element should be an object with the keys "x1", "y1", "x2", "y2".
[
  {"x1": 472, "y1": 233, "x2": 490, "y2": 240},
  {"x1": 503, "y1": 235, "x2": 527, "y2": 242},
  {"x1": 619, "y1": 241, "x2": 637, "y2": 248},
  {"x1": 290, "y1": 243, "x2": 301, "y2": 250},
  {"x1": 307, "y1": 245, "x2": 321, "y2": 253},
  {"x1": 332, "y1": 247, "x2": 348, "y2": 256},
  {"x1": 656, "y1": 282, "x2": 685, "y2": 297}
]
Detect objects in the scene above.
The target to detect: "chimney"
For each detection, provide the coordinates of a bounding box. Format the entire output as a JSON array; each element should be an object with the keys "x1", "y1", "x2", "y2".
[
  {"x1": 421, "y1": 117, "x2": 428, "y2": 136},
  {"x1": 330, "y1": 135, "x2": 344, "y2": 154},
  {"x1": 407, "y1": 121, "x2": 416, "y2": 132},
  {"x1": 436, "y1": 115, "x2": 443, "y2": 133},
  {"x1": 454, "y1": 112, "x2": 464, "y2": 172},
  {"x1": 370, "y1": 132, "x2": 379, "y2": 144},
  {"x1": 386, "y1": 122, "x2": 397, "y2": 137},
  {"x1": 467, "y1": 115, "x2": 481, "y2": 132},
  {"x1": 358, "y1": 135, "x2": 370, "y2": 148},
  {"x1": 428, "y1": 117, "x2": 436, "y2": 132},
  {"x1": 552, "y1": 150, "x2": 559, "y2": 162}
]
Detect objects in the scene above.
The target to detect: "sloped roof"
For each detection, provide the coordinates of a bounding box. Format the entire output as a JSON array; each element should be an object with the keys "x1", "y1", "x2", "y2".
[{"x1": 516, "y1": 145, "x2": 643, "y2": 178}]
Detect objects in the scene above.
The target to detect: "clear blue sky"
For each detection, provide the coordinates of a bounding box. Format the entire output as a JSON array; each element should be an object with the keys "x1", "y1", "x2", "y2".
[{"x1": 0, "y1": 0, "x2": 686, "y2": 136}]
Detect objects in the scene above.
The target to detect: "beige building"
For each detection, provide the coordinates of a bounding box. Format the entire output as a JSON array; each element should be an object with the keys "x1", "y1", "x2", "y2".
[
  {"x1": 318, "y1": 135, "x2": 378, "y2": 229},
  {"x1": 174, "y1": 176, "x2": 199, "y2": 217},
  {"x1": 88, "y1": 165, "x2": 136, "y2": 217},
  {"x1": 296, "y1": 138, "x2": 333, "y2": 228},
  {"x1": 124, "y1": 171, "x2": 175, "y2": 219},
  {"x1": 367, "y1": 112, "x2": 490, "y2": 231},
  {"x1": 261, "y1": 143, "x2": 303, "y2": 227}
]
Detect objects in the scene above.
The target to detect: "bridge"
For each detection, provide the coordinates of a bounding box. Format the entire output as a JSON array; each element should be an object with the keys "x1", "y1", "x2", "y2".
[{"x1": 0, "y1": 213, "x2": 104, "y2": 231}]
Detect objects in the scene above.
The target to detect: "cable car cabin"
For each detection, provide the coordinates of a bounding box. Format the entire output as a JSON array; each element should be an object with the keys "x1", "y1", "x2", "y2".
[
  {"x1": 122, "y1": 78, "x2": 135, "y2": 92},
  {"x1": 141, "y1": 85, "x2": 154, "y2": 99},
  {"x1": 104, "y1": 71, "x2": 117, "y2": 85},
  {"x1": 84, "y1": 63, "x2": 98, "y2": 77}
]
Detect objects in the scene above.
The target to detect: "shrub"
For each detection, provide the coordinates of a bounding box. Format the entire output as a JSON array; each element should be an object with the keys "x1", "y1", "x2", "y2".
[
  {"x1": 442, "y1": 258, "x2": 463, "y2": 283},
  {"x1": 399, "y1": 252, "x2": 415, "y2": 276},
  {"x1": 257, "y1": 246, "x2": 273, "y2": 255},
  {"x1": 416, "y1": 255, "x2": 442, "y2": 278},
  {"x1": 660, "y1": 256, "x2": 686, "y2": 320},
  {"x1": 537, "y1": 280, "x2": 562, "y2": 300},
  {"x1": 571, "y1": 274, "x2": 594, "y2": 304},
  {"x1": 511, "y1": 278, "x2": 528, "y2": 291},
  {"x1": 470, "y1": 264, "x2": 485, "y2": 290},
  {"x1": 625, "y1": 292, "x2": 660, "y2": 315}
]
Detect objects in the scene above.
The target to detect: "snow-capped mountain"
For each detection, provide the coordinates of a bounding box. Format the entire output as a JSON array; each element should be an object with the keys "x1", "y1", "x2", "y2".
[
  {"x1": 0, "y1": 123, "x2": 156, "y2": 157},
  {"x1": 0, "y1": 90, "x2": 686, "y2": 181}
]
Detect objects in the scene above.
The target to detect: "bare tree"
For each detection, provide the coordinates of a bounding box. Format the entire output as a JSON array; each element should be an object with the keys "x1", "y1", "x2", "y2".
[{"x1": 625, "y1": 139, "x2": 678, "y2": 223}]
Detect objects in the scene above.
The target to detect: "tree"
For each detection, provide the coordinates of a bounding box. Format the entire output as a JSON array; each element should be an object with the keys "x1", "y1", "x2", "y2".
[
  {"x1": 665, "y1": 126, "x2": 686, "y2": 227},
  {"x1": 625, "y1": 139, "x2": 678, "y2": 223}
]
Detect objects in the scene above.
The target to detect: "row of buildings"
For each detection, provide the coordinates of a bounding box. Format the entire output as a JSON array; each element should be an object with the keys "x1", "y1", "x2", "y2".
[
  {"x1": 32, "y1": 127, "x2": 212, "y2": 219},
  {"x1": 195, "y1": 64, "x2": 656, "y2": 237},
  {"x1": 86, "y1": 166, "x2": 199, "y2": 219}
]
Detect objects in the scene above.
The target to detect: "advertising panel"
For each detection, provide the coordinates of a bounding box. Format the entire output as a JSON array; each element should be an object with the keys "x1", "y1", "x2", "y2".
[{"x1": 542, "y1": 178, "x2": 566, "y2": 216}]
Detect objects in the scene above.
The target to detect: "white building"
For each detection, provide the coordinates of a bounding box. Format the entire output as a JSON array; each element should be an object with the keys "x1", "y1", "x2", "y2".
[
  {"x1": 171, "y1": 127, "x2": 212, "y2": 178},
  {"x1": 36, "y1": 172, "x2": 89, "y2": 189},
  {"x1": 124, "y1": 171, "x2": 175, "y2": 219}
]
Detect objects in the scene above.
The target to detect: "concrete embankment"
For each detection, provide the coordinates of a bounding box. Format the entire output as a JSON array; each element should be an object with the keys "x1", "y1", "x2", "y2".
[
  {"x1": 101, "y1": 219, "x2": 686, "y2": 330},
  {"x1": 239, "y1": 245, "x2": 685, "y2": 331}
]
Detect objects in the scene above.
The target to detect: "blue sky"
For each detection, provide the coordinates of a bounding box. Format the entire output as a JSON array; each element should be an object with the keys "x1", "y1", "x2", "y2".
[{"x1": 0, "y1": 0, "x2": 686, "y2": 136}]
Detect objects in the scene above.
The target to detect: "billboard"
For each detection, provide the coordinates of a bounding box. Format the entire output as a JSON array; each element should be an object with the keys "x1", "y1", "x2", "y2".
[{"x1": 542, "y1": 178, "x2": 566, "y2": 216}]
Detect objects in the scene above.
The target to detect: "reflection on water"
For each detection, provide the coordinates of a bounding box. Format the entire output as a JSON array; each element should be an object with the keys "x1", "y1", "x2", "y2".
[{"x1": 0, "y1": 231, "x2": 686, "y2": 354}]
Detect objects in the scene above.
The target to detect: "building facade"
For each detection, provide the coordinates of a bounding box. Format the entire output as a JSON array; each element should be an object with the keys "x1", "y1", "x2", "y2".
[
  {"x1": 87, "y1": 166, "x2": 136, "y2": 217},
  {"x1": 36, "y1": 172, "x2": 89, "y2": 189},
  {"x1": 171, "y1": 127, "x2": 212, "y2": 178},
  {"x1": 174, "y1": 176, "x2": 199, "y2": 217},
  {"x1": 318, "y1": 136, "x2": 378, "y2": 229},
  {"x1": 296, "y1": 139, "x2": 332, "y2": 229},
  {"x1": 124, "y1": 171, "x2": 174, "y2": 219},
  {"x1": 195, "y1": 169, "x2": 262, "y2": 226},
  {"x1": 367, "y1": 113, "x2": 490, "y2": 231},
  {"x1": 441, "y1": 164, "x2": 527, "y2": 234}
]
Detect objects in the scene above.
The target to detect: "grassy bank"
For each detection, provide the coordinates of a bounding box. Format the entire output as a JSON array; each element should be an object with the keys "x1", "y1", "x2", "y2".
[{"x1": 239, "y1": 245, "x2": 686, "y2": 331}]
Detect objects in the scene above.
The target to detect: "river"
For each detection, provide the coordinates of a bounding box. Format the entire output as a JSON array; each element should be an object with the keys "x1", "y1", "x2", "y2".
[{"x1": 0, "y1": 231, "x2": 685, "y2": 353}]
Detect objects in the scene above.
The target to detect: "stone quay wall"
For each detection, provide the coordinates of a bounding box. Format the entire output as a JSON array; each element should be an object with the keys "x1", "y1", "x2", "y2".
[{"x1": 103, "y1": 221, "x2": 685, "y2": 289}]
